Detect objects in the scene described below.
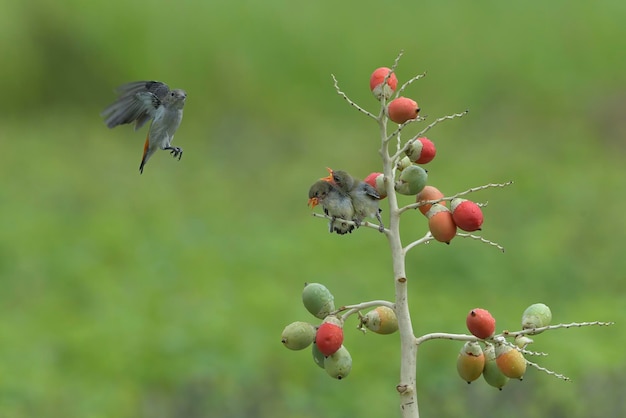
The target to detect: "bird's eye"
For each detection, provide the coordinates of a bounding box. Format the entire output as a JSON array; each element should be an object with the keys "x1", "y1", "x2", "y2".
[{"x1": 170, "y1": 92, "x2": 175, "y2": 96}]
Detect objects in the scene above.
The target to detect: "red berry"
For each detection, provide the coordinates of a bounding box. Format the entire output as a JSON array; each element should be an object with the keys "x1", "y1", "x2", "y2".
[
  {"x1": 315, "y1": 322, "x2": 344, "y2": 356},
  {"x1": 364, "y1": 172, "x2": 386, "y2": 199},
  {"x1": 466, "y1": 308, "x2": 496, "y2": 339},
  {"x1": 416, "y1": 185, "x2": 445, "y2": 216},
  {"x1": 369, "y1": 67, "x2": 398, "y2": 100},
  {"x1": 387, "y1": 97, "x2": 420, "y2": 124},
  {"x1": 406, "y1": 137, "x2": 436, "y2": 164},
  {"x1": 451, "y1": 198, "x2": 484, "y2": 232},
  {"x1": 426, "y1": 204, "x2": 457, "y2": 244}
]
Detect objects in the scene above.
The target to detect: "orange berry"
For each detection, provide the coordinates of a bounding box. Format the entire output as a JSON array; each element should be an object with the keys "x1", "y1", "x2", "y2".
[
  {"x1": 416, "y1": 185, "x2": 445, "y2": 216},
  {"x1": 387, "y1": 97, "x2": 420, "y2": 124},
  {"x1": 426, "y1": 204, "x2": 456, "y2": 243}
]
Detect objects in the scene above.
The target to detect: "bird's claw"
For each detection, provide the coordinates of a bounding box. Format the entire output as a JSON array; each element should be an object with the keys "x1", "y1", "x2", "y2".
[{"x1": 165, "y1": 146, "x2": 183, "y2": 160}]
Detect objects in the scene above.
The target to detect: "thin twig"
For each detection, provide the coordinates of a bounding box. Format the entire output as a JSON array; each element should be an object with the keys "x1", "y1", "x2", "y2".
[
  {"x1": 332, "y1": 300, "x2": 395, "y2": 322},
  {"x1": 456, "y1": 233, "x2": 505, "y2": 252},
  {"x1": 311, "y1": 212, "x2": 388, "y2": 234},
  {"x1": 503, "y1": 321, "x2": 615, "y2": 337},
  {"x1": 396, "y1": 72, "x2": 427, "y2": 98},
  {"x1": 526, "y1": 360, "x2": 572, "y2": 381},
  {"x1": 331, "y1": 74, "x2": 377, "y2": 119},
  {"x1": 399, "y1": 181, "x2": 513, "y2": 214},
  {"x1": 386, "y1": 116, "x2": 428, "y2": 143},
  {"x1": 403, "y1": 231, "x2": 433, "y2": 254},
  {"x1": 391, "y1": 111, "x2": 469, "y2": 161}
]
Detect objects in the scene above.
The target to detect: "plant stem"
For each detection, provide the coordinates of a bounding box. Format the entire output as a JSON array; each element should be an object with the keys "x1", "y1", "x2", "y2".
[{"x1": 380, "y1": 115, "x2": 420, "y2": 418}]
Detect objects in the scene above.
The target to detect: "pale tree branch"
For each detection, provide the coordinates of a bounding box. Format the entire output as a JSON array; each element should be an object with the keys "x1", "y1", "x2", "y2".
[
  {"x1": 311, "y1": 212, "x2": 389, "y2": 235},
  {"x1": 399, "y1": 181, "x2": 514, "y2": 214},
  {"x1": 331, "y1": 74, "x2": 377, "y2": 119},
  {"x1": 332, "y1": 300, "x2": 395, "y2": 322},
  {"x1": 526, "y1": 360, "x2": 572, "y2": 382},
  {"x1": 391, "y1": 110, "x2": 469, "y2": 161},
  {"x1": 403, "y1": 231, "x2": 433, "y2": 254}
]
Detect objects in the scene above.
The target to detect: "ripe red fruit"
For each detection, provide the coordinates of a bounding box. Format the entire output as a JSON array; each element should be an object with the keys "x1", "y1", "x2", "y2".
[
  {"x1": 387, "y1": 97, "x2": 420, "y2": 124},
  {"x1": 451, "y1": 198, "x2": 484, "y2": 232},
  {"x1": 406, "y1": 137, "x2": 436, "y2": 164},
  {"x1": 369, "y1": 67, "x2": 398, "y2": 100},
  {"x1": 426, "y1": 204, "x2": 457, "y2": 244},
  {"x1": 466, "y1": 308, "x2": 496, "y2": 339},
  {"x1": 416, "y1": 185, "x2": 445, "y2": 216},
  {"x1": 315, "y1": 322, "x2": 344, "y2": 356},
  {"x1": 364, "y1": 172, "x2": 386, "y2": 199}
]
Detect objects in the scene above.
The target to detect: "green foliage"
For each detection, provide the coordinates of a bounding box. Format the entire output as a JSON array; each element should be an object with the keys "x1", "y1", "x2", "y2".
[{"x1": 1, "y1": 1, "x2": 625, "y2": 417}]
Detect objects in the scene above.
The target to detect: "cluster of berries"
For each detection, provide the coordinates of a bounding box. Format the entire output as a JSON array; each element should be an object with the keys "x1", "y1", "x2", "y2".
[
  {"x1": 281, "y1": 283, "x2": 399, "y2": 380},
  {"x1": 309, "y1": 66, "x2": 485, "y2": 243},
  {"x1": 458, "y1": 303, "x2": 552, "y2": 389}
]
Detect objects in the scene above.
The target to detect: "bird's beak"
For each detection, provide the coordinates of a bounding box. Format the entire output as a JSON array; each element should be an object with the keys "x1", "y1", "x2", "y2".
[
  {"x1": 308, "y1": 197, "x2": 319, "y2": 208},
  {"x1": 320, "y1": 167, "x2": 334, "y2": 183}
]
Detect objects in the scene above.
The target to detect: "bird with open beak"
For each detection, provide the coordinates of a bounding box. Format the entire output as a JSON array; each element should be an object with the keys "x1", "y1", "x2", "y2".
[
  {"x1": 322, "y1": 168, "x2": 385, "y2": 232},
  {"x1": 308, "y1": 180, "x2": 355, "y2": 235}
]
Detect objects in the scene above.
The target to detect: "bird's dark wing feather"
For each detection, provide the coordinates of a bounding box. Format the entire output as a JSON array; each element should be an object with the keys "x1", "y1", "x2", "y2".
[{"x1": 101, "y1": 81, "x2": 170, "y2": 130}]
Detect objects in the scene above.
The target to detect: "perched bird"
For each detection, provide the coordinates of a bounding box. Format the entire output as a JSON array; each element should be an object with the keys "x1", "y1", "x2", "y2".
[
  {"x1": 308, "y1": 180, "x2": 355, "y2": 235},
  {"x1": 323, "y1": 169, "x2": 385, "y2": 232},
  {"x1": 101, "y1": 81, "x2": 187, "y2": 174}
]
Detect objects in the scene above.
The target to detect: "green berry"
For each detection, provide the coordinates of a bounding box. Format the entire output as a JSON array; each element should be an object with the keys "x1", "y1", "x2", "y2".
[
  {"x1": 324, "y1": 345, "x2": 352, "y2": 380},
  {"x1": 302, "y1": 282, "x2": 335, "y2": 319},
  {"x1": 281, "y1": 321, "x2": 316, "y2": 350},
  {"x1": 521, "y1": 303, "x2": 552, "y2": 334},
  {"x1": 482, "y1": 344, "x2": 509, "y2": 390}
]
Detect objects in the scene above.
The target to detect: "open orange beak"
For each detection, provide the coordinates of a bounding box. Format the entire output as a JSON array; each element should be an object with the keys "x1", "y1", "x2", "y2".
[
  {"x1": 308, "y1": 197, "x2": 319, "y2": 208},
  {"x1": 320, "y1": 167, "x2": 334, "y2": 183}
]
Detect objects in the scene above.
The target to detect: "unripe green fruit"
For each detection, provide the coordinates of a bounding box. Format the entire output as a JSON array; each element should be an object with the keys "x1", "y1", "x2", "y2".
[
  {"x1": 363, "y1": 306, "x2": 398, "y2": 335},
  {"x1": 495, "y1": 343, "x2": 527, "y2": 379},
  {"x1": 456, "y1": 342, "x2": 485, "y2": 383},
  {"x1": 482, "y1": 344, "x2": 509, "y2": 390},
  {"x1": 281, "y1": 321, "x2": 316, "y2": 350},
  {"x1": 324, "y1": 345, "x2": 352, "y2": 380},
  {"x1": 315, "y1": 322, "x2": 344, "y2": 356},
  {"x1": 311, "y1": 343, "x2": 326, "y2": 369},
  {"x1": 302, "y1": 282, "x2": 335, "y2": 319},
  {"x1": 394, "y1": 164, "x2": 428, "y2": 195},
  {"x1": 396, "y1": 156, "x2": 412, "y2": 171},
  {"x1": 521, "y1": 303, "x2": 552, "y2": 334}
]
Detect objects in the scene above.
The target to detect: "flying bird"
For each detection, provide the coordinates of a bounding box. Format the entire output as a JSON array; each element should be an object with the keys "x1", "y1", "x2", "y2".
[{"x1": 102, "y1": 81, "x2": 187, "y2": 174}]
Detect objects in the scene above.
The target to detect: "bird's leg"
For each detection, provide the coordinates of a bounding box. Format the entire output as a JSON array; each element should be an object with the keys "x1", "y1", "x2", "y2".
[
  {"x1": 376, "y1": 210, "x2": 385, "y2": 232},
  {"x1": 164, "y1": 146, "x2": 183, "y2": 160},
  {"x1": 329, "y1": 216, "x2": 337, "y2": 233}
]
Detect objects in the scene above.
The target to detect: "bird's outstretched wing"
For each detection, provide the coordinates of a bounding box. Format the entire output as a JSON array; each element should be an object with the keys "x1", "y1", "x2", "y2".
[{"x1": 101, "y1": 81, "x2": 170, "y2": 130}]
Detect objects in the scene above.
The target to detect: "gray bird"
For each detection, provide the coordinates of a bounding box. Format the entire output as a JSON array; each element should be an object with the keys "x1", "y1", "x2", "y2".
[
  {"x1": 324, "y1": 169, "x2": 385, "y2": 232},
  {"x1": 102, "y1": 81, "x2": 187, "y2": 174},
  {"x1": 308, "y1": 180, "x2": 355, "y2": 235}
]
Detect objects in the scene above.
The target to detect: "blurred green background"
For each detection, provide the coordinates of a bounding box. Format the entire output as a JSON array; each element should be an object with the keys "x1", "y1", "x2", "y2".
[{"x1": 1, "y1": 1, "x2": 625, "y2": 417}]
